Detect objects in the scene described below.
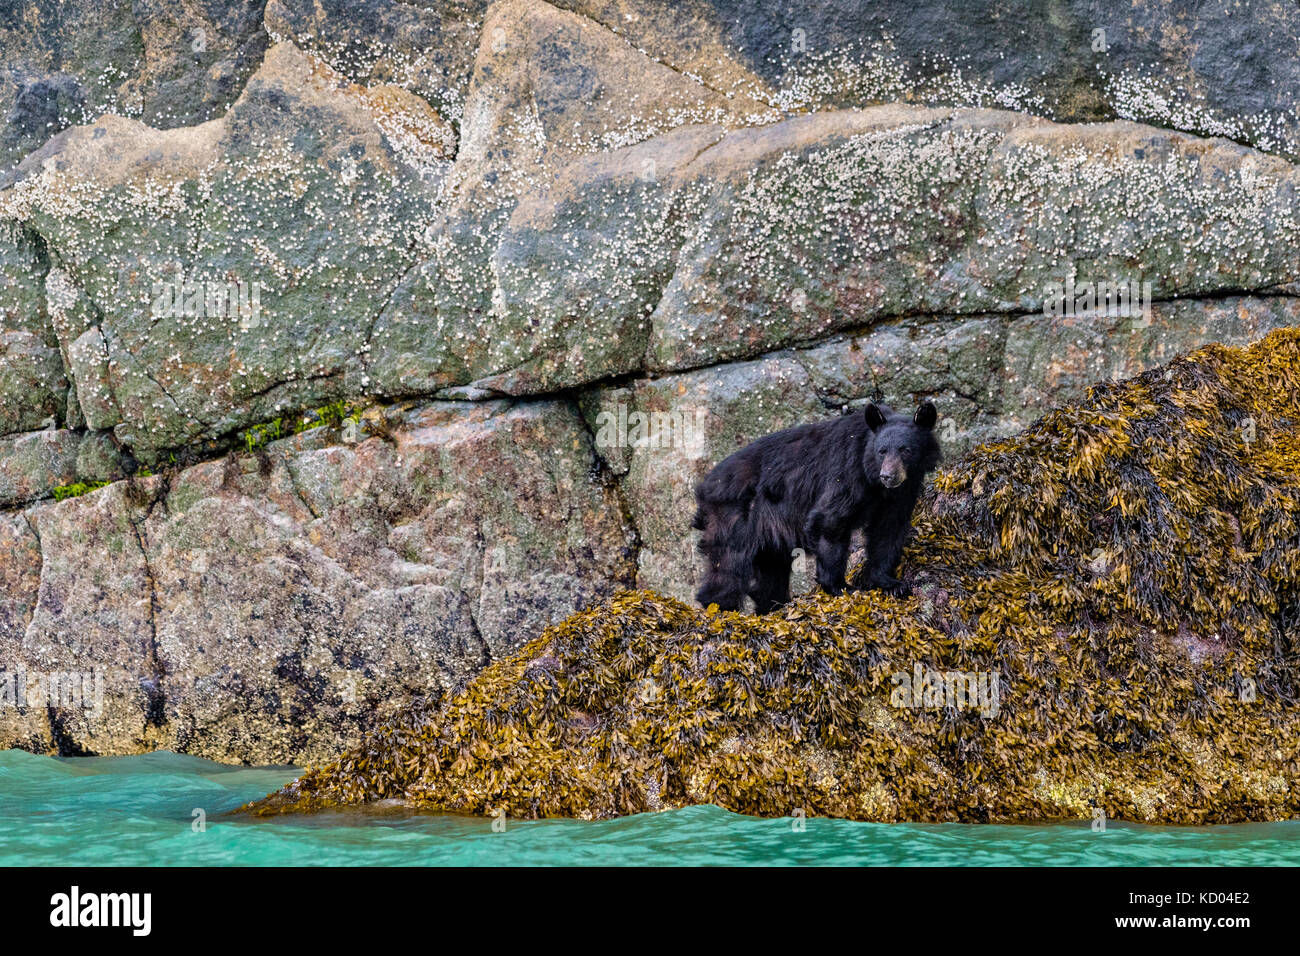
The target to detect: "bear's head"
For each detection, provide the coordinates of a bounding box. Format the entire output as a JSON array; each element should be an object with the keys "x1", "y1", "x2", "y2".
[{"x1": 863, "y1": 400, "x2": 942, "y2": 489}]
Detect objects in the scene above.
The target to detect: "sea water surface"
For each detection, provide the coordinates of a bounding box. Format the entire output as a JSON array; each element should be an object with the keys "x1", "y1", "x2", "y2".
[{"x1": 1, "y1": 750, "x2": 1296, "y2": 866}]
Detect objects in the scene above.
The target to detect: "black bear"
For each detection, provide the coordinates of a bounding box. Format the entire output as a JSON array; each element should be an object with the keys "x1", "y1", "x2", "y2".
[{"x1": 692, "y1": 401, "x2": 941, "y2": 613}]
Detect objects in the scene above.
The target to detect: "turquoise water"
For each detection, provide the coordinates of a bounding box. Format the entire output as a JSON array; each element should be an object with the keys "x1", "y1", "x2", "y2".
[{"x1": 1, "y1": 750, "x2": 1296, "y2": 866}]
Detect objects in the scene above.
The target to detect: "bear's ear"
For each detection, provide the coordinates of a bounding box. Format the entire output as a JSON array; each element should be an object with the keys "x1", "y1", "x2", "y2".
[
  {"x1": 914, "y1": 401, "x2": 937, "y2": 431},
  {"x1": 864, "y1": 403, "x2": 888, "y2": 432}
]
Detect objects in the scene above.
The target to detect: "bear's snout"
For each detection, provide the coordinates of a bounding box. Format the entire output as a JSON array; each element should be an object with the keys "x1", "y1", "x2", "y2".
[{"x1": 880, "y1": 455, "x2": 908, "y2": 488}]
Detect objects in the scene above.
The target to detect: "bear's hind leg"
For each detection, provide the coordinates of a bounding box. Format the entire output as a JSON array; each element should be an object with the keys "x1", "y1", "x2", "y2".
[
  {"x1": 694, "y1": 496, "x2": 756, "y2": 611},
  {"x1": 695, "y1": 521, "x2": 750, "y2": 612},
  {"x1": 805, "y1": 503, "x2": 854, "y2": 597}
]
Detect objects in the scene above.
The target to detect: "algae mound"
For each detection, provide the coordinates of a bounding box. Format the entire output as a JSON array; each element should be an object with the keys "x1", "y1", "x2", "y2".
[{"x1": 246, "y1": 330, "x2": 1300, "y2": 823}]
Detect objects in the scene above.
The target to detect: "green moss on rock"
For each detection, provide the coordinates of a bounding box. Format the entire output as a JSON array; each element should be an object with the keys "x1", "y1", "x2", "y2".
[
  {"x1": 244, "y1": 329, "x2": 1300, "y2": 823},
  {"x1": 51, "y1": 480, "x2": 111, "y2": 501}
]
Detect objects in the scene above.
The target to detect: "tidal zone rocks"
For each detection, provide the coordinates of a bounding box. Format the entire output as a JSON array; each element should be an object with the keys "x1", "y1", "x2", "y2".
[
  {"x1": 247, "y1": 330, "x2": 1300, "y2": 824},
  {"x1": 0, "y1": 1, "x2": 1299, "y2": 763}
]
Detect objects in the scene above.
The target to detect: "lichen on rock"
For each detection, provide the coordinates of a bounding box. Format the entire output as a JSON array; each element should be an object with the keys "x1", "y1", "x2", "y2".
[{"x1": 245, "y1": 328, "x2": 1300, "y2": 823}]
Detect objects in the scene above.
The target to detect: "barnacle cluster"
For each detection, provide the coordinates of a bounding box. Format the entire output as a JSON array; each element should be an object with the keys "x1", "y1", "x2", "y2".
[{"x1": 245, "y1": 328, "x2": 1297, "y2": 823}]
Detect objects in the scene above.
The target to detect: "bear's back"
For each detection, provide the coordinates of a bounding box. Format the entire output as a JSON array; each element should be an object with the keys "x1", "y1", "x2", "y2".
[{"x1": 696, "y1": 414, "x2": 862, "y2": 509}]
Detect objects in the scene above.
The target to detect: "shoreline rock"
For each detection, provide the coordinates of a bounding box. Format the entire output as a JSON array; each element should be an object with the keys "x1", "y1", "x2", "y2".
[
  {"x1": 244, "y1": 329, "x2": 1300, "y2": 823},
  {"x1": 1, "y1": 2, "x2": 1299, "y2": 771}
]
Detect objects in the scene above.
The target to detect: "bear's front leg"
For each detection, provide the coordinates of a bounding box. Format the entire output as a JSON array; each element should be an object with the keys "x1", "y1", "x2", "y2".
[
  {"x1": 860, "y1": 494, "x2": 919, "y2": 596},
  {"x1": 811, "y1": 530, "x2": 851, "y2": 596},
  {"x1": 806, "y1": 498, "x2": 857, "y2": 597}
]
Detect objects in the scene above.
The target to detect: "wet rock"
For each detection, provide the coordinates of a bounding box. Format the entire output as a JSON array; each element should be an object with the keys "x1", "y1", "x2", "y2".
[
  {"x1": 5, "y1": 45, "x2": 1298, "y2": 453},
  {"x1": 21, "y1": 485, "x2": 160, "y2": 754},
  {"x1": 560, "y1": 0, "x2": 1300, "y2": 161},
  {"x1": 643, "y1": 110, "x2": 1300, "y2": 373},
  {"x1": 0, "y1": 331, "x2": 65, "y2": 434},
  {"x1": 0, "y1": 220, "x2": 62, "y2": 433},
  {"x1": 0, "y1": 513, "x2": 48, "y2": 750},
  {"x1": 264, "y1": 0, "x2": 487, "y2": 128},
  {"x1": 0, "y1": 430, "x2": 79, "y2": 506}
]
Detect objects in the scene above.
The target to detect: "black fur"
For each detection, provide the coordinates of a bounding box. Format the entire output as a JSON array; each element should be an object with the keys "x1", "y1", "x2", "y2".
[{"x1": 693, "y1": 401, "x2": 942, "y2": 613}]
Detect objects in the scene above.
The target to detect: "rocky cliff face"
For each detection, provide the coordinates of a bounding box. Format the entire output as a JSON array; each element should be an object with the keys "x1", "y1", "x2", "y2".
[{"x1": 1, "y1": 0, "x2": 1298, "y2": 763}]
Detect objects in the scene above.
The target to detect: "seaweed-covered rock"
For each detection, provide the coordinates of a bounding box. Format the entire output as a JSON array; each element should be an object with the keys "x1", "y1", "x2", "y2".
[{"x1": 247, "y1": 329, "x2": 1300, "y2": 823}]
